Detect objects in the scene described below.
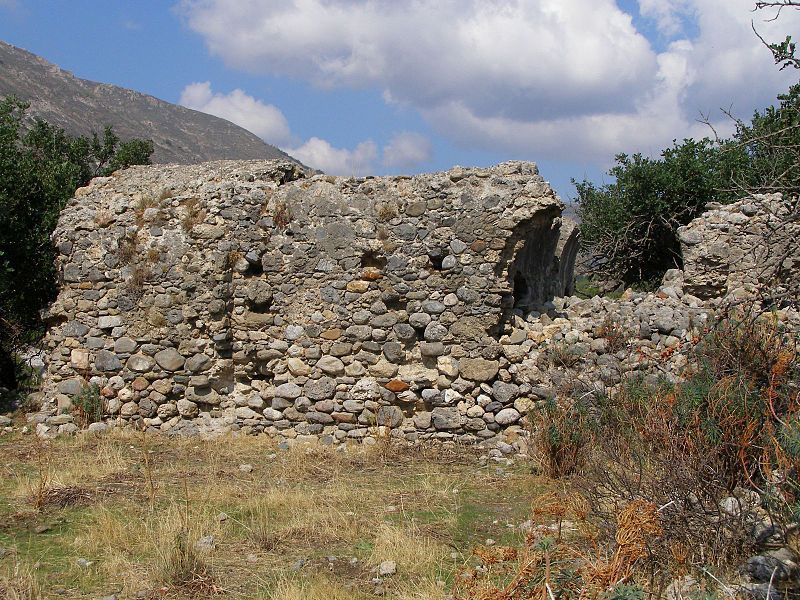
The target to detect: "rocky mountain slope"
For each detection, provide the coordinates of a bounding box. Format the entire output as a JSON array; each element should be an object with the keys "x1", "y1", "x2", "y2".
[{"x1": 0, "y1": 40, "x2": 297, "y2": 165}]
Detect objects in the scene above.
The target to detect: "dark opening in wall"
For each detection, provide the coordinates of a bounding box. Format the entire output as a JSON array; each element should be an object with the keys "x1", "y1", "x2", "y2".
[
  {"x1": 428, "y1": 248, "x2": 445, "y2": 270},
  {"x1": 361, "y1": 250, "x2": 387, "y2": 270},
  {"x1": 498, "y1": 213, "x2": 568, "y2": 313}
]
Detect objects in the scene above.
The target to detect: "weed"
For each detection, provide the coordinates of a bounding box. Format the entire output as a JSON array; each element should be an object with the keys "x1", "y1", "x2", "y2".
[
  {"x1": 158, "y1": 188, "x2": 174, "y2": 202},
  {"x1": 27, "y1": 434, "x2": 52, "y2": 511},
  {"x1": 530, "y1": 397, "x2": 595, "y2": 478},
  {"x1": 73, "y1": 383, "x2": 104, "y2": 427},
  {"x1": 376, "y1": 201, "x2": 399, "y2": 222},
  {"x1": 598, "y1": 316, "x2": 629, "y2": 354},
  {"x1": 117, "y1": 232, "x2": 139, "y2": 265},
  {"x1": 546, "y1": 341, "x2": 583, "y2": 369},
  {"x1": 273, "y1": 200, "x2": 292, "y2": 230},
  {"x1": 146, "y1": 247, "x2": 162, "y2": 264},
  {"x1": 181, "y1": 198, "x2": 207, "y2": 232}
]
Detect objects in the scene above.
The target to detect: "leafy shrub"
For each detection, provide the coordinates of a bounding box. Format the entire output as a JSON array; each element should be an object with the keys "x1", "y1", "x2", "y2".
[
  {"x1": 73, "y1": 384, "x2": 104, "y2": 426},
  {"x1": 0, "y1": 96, "x2": 152, "y2": 389}
]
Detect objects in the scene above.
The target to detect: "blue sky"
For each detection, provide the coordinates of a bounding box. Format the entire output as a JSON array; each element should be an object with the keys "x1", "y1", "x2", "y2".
[{"x1": 1, "y1": 0, "x2": 798, "y2": 200}]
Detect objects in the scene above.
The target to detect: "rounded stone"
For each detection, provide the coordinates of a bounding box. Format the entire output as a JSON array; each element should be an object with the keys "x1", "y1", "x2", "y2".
[
  {"x1": 95, "y1": 350, "x2": 122, "y2": 372},
  {"x1": 127, "y1": 354, "x2": 155, "y2": 373},
  {"x1": 275, "y1": 382, "x2": 302, "y2": 400},
  {"x1": 424, "y1": 322, "x2": 448, "y2": 342},
  {"x1": 304, "y1": 377, "x2": 337, "y2": 400},
  {"x1": 316, "y1": 355, "x2": 345, "y2": 376},
  {"x1": 154, "y1": 348, "x2": 185, "y2": 371},
  {"x1": 409, "y1": 312, "x2": 432, "y2": 329},
  {"x1": 177, "y1": 399, "x2": 199, "y2": 418},
  {"x1": 494, "y1": 408, "x2": 521, "y2": 426}
]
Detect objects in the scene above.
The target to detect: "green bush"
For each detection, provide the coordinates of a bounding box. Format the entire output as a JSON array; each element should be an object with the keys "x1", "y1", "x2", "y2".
[
  {"x1": 575, "y1": 83, "x2": 800, "y2": 288},
  {"x1": 0, "y1": 96, "x2": 152, "y2": 390}
]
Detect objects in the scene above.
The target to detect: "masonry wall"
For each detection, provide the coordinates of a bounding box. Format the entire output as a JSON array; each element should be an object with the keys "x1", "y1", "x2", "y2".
[{"x1": 41, "y1": 160, "x2": 577, "y2": 442}]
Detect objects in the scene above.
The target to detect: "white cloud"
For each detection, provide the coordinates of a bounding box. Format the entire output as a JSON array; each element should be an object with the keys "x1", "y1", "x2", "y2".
[
  {"x1": 180, "y1": 0, "x2": 800, "y2": 164},
  {"x1": 289, "y1": 138, "x2": 378, "y2": 176},
  {"x1": 179, "y1": 81, "x2": 292, "y2": 145},
  {"x1": 637, "y1": 0, "x2": 693, "y2": 36},
  {"x1": 382, "y1": 132, "x2": 432, "y2": 169}
]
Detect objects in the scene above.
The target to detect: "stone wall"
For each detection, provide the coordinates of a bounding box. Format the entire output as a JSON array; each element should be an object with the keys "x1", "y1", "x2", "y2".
[
  {"x1": 40, "y1": 160, "x2": 578, "y2": 442},
  {"x1": 679, "y1": 194, "x2": 800, "y2": 301}
]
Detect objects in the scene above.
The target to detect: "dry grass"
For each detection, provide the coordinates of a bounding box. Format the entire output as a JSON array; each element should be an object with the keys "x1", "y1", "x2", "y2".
[
  {"x1": 0, "y1": 560, "x2": 41, "y2": 600},
  {"x1": 0, "y1": 432, "x2": 536, "y2": 598}
]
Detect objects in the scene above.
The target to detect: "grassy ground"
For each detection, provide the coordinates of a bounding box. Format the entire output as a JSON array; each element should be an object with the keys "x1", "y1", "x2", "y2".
[{"x1": 0, "y1": 430, "x2": 547, "y2": 599}]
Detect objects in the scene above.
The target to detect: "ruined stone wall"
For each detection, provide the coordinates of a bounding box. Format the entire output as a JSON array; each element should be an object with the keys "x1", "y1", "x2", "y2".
[
  {"x1": 41, "y1": 160, "x2": 577, "y2": 442},
  {"x1": 679, "y1": 194, "x2": 800, "y2": 301}
]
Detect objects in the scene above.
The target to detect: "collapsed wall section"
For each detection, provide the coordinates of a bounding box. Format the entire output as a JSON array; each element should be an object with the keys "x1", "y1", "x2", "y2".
[{"x1": 41, "y1": 159, "x2": 573, "y2": 442}]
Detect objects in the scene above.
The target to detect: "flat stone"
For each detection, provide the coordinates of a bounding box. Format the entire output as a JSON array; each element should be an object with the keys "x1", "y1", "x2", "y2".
[
  {"x1": 384, "y1": 379, "x2": 410, "y2": 393},
  {"x1": 431, "y1": 407, "x2": 461, "y2": 430},
  {"x1": 95, "y1": 350, "x2": 122, "y2": 372},
  {"x1": 97, "y1": 316, "x2": 122, "y2": 330},
  {"x1": 459, "y1": 358, "x2": 499, "y2": 382},
  {"x1": 185, "y1": 353, "x2": 211, "y2": 373}
]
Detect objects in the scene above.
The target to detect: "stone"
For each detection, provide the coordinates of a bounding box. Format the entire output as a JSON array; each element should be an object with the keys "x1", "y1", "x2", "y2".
[
  {"x1": 97, "y1": 316, "x2": 121, "y2": 329},
  {"x1": 378, "y1": 560, "x2": 397, "y2": 577},
  {"x1": 154, "y1": 348, "x2": 184, "y2": 371},
  {"x1": 316, "y1": 355, "x2": 345, "y2": 376},
  {"x1": 304, "y1": 377, "x2": 337, "y2": 400},
  {"x1": 377, "y1": 406, "x2": 404, "y2": 428},
  {"x1": 275, "y1": 383, "x2": 302, "y2": 399},
  {"x1": 185, "y1": 353, "x2": 211, "y2": 373},
  {"x1": 385, "y1": 379, "x2": 410, "y2": 393},
  {"x1": 127, "y1": 354, "x2": 155, "y2": 372},
  {"x1": 177, "y1": 399, "x2": 199, "y2": 418},
  {"x1": 70, "y1": 349, "x2": 90, "y2": 370},
  {"x1": 459, "y1": 358, "x2": 499, "y2": 382},
  {"x1": 494, "y1": 408, "x2": 521, "y2": 426},
  {"x1": 95, "y1": 350, "x2": 122, "y2": 372},
  {"x1": 114, "y1": 337, "x2": 138, "y2": 354},
  {"x1": 491, "y1": 381, "x2": 520, "y2": 404},
  {"x1": 382, "y1": 342, "x2": 405, "y2": 364},
  {"x1": 431, "y1": 407, "x2": 461, "y2": 430}
]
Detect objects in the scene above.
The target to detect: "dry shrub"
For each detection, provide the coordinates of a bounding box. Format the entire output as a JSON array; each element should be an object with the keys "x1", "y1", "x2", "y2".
[
  {"x1": 598, "y1": 316, "x2": 630, "y2": 354},
  {"x1": 453, "y1": 490, "x2": 667, "y2": 600},
  {"x1": 530, "y1": 396, "x2": 596, "y2": 478},
  {"x1": 181, "y1": 198, "x2": 207, "y2": 232},
  {"x1": 273, "y1": 200, "x2": 292, "y2": 230},
  {"x1": 156, "y1": 529, "x2": 218, "y2": 596},
  {"x1": 575, "y1": 313, "x2": 800, "y2": 588},
  {"x1": 117, "y1": 232, "x2": 139, "y2": 265},
  {"x1": 546, "y1": 341, "x2": 583, "y2": 369}
]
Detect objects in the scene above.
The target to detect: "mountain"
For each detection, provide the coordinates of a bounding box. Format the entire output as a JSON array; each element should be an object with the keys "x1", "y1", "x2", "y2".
[{"x1": 0, "y1": 41, "x2": 298, "y2": 165}]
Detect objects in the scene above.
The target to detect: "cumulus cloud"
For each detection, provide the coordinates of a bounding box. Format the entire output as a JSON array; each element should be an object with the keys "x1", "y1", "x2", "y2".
[
  {"x1": 289, "y1": 138, "x2": 378, "y2": 176},
  {"x1": 382, "y1": 132, "x2": 432, "y2": 169},
  {"x1": 179, "y1": 81, "x2": 292, "y2": 145},
  {"x1": 179, "y1": 0, "x2": 800, "y2": 164}
]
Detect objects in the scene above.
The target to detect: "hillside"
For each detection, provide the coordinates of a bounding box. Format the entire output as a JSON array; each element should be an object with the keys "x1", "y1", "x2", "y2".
[{"x1": 0, "y1": 40, "x2": 298, "y2": 165}]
